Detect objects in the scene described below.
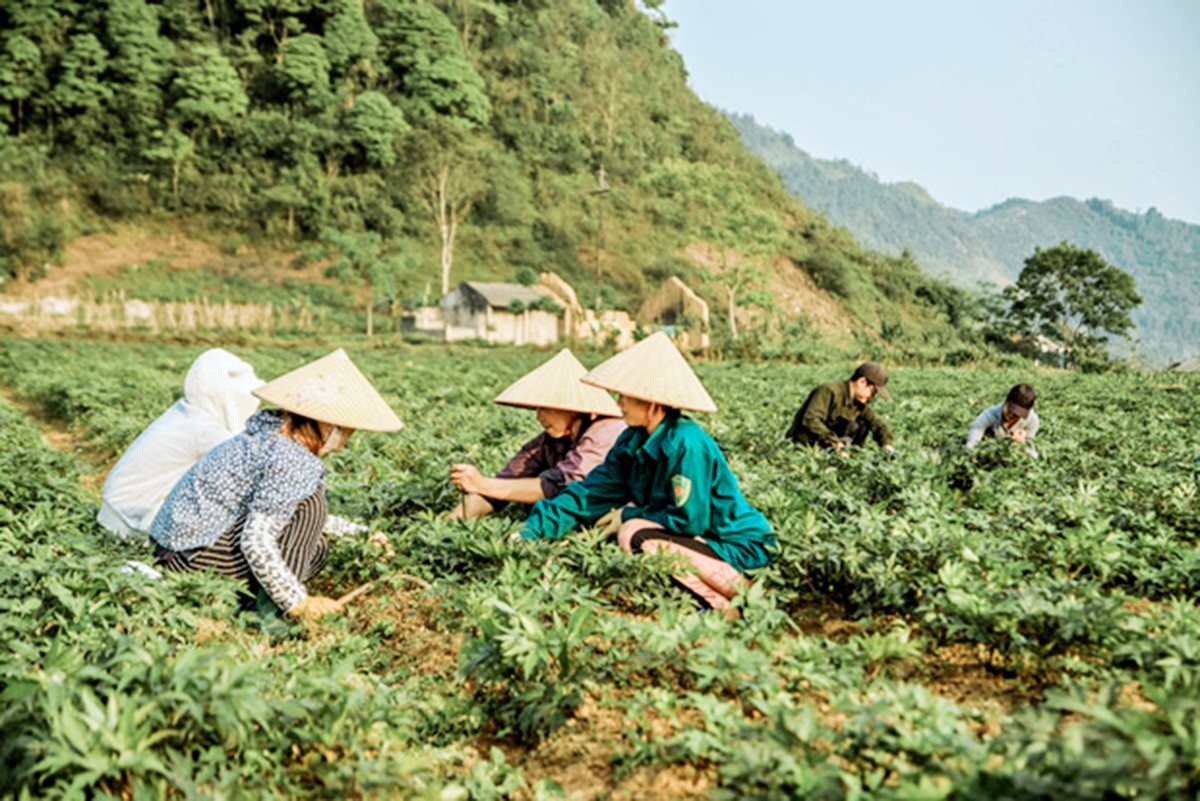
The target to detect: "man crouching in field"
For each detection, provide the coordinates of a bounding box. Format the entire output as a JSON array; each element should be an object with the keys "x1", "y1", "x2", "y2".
[
  {"x1": 784, "y1": 362, "x2": 894, "y2": 457},
  {"x1": 965, "y1": 383, "x2": 1039, "y2": 458}
]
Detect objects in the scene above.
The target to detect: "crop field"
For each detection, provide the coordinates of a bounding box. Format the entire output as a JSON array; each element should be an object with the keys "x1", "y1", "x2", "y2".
[{"x1": 1, "y1": 335, "x2": 1199, "y2": 799}]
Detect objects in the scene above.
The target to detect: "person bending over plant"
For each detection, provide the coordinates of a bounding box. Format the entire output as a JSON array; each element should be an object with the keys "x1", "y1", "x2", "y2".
[
  {"x1": 150, "y1": 350, "x2": 403, "y2": 621},
  {"x1": 448, "y1": 349, "x2": 625, "y2": 519},
  {"x1": 99, "y1": 348, "x2": 264, "y2": 541},
  {"x1": 784, "y1": 361, "x2": 895, "y2": 457},
  {"x1": 514, "y1": 333, "x2": 775, "y2": 616},
  {"x1": 965, "y1": 383, "x2": 1040, "y2": 458}
]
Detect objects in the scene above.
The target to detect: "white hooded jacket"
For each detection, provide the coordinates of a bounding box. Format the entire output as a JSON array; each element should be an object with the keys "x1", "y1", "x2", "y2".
[{"x1": 98, "y1": 348, "x2": 263, "y2": 539}]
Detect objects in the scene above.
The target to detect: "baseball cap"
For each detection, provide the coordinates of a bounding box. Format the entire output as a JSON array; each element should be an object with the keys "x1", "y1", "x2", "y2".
[{"x1": 851, "y1": 361, "x2": 891, "y2": 399}]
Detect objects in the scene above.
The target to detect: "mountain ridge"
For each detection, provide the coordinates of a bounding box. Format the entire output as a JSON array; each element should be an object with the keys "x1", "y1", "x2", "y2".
[{"x1": 730, "y1": 112, "x2": 1200, "y2": 364}]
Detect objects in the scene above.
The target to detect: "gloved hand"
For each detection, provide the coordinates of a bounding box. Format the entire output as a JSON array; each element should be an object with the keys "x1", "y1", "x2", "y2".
[
  {"x1": 288, "y1": 595, "x2": 345, "y2": 620},
  {"x1": 883, "y1": 444, "x2": 896, "y2": 456},
  {"x1": 594, "y1": 507, "x2": 623, "y2": 536}
]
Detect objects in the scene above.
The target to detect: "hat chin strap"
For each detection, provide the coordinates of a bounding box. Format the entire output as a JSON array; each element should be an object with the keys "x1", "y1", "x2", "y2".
[{"x1": 318, "y1": 425, "x2": 349, "y2": 456}]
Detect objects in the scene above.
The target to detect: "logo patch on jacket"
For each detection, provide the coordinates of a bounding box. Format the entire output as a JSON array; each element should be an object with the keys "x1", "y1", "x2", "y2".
[{"x1": 671, "y1": 475, "x2": 692, "y2": 507}]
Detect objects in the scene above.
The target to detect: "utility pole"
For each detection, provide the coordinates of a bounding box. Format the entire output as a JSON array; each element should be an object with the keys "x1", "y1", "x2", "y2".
[{"x1": 590, "y1": 164, "x2": 610, "y2": 280}]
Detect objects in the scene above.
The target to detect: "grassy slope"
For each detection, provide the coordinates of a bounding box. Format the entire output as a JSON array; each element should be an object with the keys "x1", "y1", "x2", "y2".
[{"x1": 0, "y1": 2, "x2": 974, "y2": 363}]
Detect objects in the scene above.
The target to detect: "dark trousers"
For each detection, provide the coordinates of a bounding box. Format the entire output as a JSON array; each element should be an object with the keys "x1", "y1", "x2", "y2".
[
  {"x1": 628, "y1": 526, "x2": 731, "y2": 611},
  {"x1": 836, "y1": 418, "x2": 870, "y2": 447},
  {"x1": 785, "y1": 415, "x2": 870, "y2": 448},
  {"x1": 155, "y1": 492, "x2": 330, "y2": 594}
]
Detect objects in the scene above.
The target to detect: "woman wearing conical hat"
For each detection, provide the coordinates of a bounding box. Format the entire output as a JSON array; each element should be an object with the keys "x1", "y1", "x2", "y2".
[
  {"x1": 150, "y1": 350, "x2": 403, "y2": 621},
  {"x1": 448, "y1": 349, "x2": 626, "y2": 519},
  {"x1": 516, "y1": 333, "x2": 775, "y2": 614}
]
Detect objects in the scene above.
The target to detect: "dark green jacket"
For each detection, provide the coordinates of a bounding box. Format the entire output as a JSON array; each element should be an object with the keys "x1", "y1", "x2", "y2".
[
  {"x1": 785, "y1": 380, "x2": 892, "y2": 448},
  {"x1": 520, "y1": 415, "x2": 774, "y2": 573}
]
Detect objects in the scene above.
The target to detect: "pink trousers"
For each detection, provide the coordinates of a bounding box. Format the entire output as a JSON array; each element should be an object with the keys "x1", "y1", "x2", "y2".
[{"x1": 617, "y1": 518, "x2": 746, "y2": 612}]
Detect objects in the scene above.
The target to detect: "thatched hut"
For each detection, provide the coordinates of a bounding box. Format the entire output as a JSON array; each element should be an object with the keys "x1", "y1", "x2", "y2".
[{"x1": 638, "y1": 276, "x2": 709, "y2": 351}]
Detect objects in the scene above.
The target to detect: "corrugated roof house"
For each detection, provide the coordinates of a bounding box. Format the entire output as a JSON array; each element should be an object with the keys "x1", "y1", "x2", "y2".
[{"x1": 439, "y1": 281, "x2": 561, "y2": 345}]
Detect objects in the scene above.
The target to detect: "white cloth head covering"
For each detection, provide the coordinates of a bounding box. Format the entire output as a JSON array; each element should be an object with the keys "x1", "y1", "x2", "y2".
[
  {"x1": 253, "y1": 349, "x2": 403, "y2": 432},
  {"x1": 98, "y1": 348, "x2": 264, "y2": 539},
  {"x1": 493, "y1": 349, "x2": 621, "y2": 417},
  {"x1": 582, "y1": 331, "x2": 717, "y2": 413},
  {"x1": 183, "y1": 348, "x2": 265, "y2": 432}
]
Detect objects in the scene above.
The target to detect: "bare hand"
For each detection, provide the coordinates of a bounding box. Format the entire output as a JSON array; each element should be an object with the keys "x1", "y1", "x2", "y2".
[
  {"x1": 368, "y1": 530, "x2": 396, "y2": 559},
  {"x1": 1011, "y1": 430, "x2": 1028, "y2": 444},
  {"x1": 450, "y1": 463, "x2": 484, "y2": 494},
  {"x1": 288, "y1": 595, "x2": 345, "y2": 620}
]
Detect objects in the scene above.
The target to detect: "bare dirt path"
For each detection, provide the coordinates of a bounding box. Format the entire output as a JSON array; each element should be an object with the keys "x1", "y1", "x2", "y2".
[
  {"x1": 0, "y1": 224, "x2": 335, "y2": 303},
  {"x1": 0, "y1": 382, "x2": 106, "y2": 494},
  {"x1": 2, "y1": 228, "x2": 225, "y2": 300}
]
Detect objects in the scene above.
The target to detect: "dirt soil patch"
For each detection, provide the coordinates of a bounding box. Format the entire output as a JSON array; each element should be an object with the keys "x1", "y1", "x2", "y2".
[
  {"x1": 482, "y1": 691, "x2": 714, "y2": 801},
  {"x1": 0, "y1": 384, "x2": 105, "y2": 493},
  {"x1": 1, "y1": 225, "x2": 338, "y2": 303},
  {"x1": 681, "y1": 243, "x2": 862, "y2": 340},
  {"x1": 789, "y1": 596, "x2": 856, "y2": 638},
  {"x1": 347, "y1": 583, "x2": 463, "y2": 681},
  {"x1": 923, "y1": 642, "x2": 1045, "y2": 737},
  {"x1": 3, "y1": 229, "x2": 224, "y2": 300}
]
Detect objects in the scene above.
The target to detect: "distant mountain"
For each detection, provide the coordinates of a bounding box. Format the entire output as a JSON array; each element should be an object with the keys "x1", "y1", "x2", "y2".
[{"x1": 730, "y1": 113, "x2": 1200, "y2": 364}]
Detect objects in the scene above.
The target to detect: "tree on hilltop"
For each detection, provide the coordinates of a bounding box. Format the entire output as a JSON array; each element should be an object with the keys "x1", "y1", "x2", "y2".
[
  {"x1": 321, "y1": 228, "x2": 407, "y2": 336},
  {"x1": 1005, "y1": 242, "x2": 1141, "y2": 367}
]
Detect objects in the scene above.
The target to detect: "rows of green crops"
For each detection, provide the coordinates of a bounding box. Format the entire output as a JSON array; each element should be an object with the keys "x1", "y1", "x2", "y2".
[{"x1": 2, "y1": 335, "x2": 1198, "y2": 798}]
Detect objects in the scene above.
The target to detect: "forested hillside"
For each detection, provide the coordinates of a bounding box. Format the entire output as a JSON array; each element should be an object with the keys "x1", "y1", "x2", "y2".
[
  {"x1": 731, "y1": 113, "x2": 1200, "y2": 364},
  {"x1": 0, "y1": 0, "x2": 984, "y2": 360}
]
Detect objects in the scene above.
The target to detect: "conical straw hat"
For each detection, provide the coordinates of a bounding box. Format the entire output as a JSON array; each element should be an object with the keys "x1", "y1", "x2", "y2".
[
  {"x1": 582, "y1": 331, "x2": 717, "y2": 413},
  {"x1": 494, "y1": 349, "x2": 620, "y2": 417},
  {"x1": 254, "y1": 349, "x2": 403, "y2": 432}
]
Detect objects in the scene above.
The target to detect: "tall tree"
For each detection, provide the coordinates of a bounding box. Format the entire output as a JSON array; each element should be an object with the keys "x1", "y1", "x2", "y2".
[
  {"x1": 272, "y1": 33, "x2": 332, "y2": 110},
  {"x1": 442, "y1": 0, "x2": 510, "y2": 57},
  {"x1": 171, "y1": 46, "x2": 248, "y2": 143},
  {"x1": 374, "y1": 2, "x2": 490, "y2": 295},
  {"x1": 143, "y1": 125, "x2": 191, "y2": 201},
  {"x1": 236, "y1": 0, "x2": 313, "y2": 56},
  {"x1": 374, "y1": 0, "x2": 490, "y2": 126},
  {"x1": 51, "y1": 33, "x2": 113, "y2": 143},
  {"x1": 321, "y1": 227, "x2": 403, "y2": 336},
  {"x1": 1005, "y1": 242, "x2": 1142, "y2": 365},
  {"x1": 322, "y1": 1, "x2": 379, "y2": 103},
  {"x1": 104, "y1": 0, "x2": 174, "y2": 145},
  {"x1": 397, "y1": 123, "x2": 485, "y2": 295},
  {"x1": 340, "y1": 90, "x2": 407, "y2": 169},
  {"x1": 0, "y1": 34, "x2": 45, "y2": 133}
]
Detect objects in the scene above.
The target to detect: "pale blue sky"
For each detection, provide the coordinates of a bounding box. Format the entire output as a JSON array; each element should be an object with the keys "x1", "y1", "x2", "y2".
[{"x1": 663, "y1": 0, "x2": 1200, "y2": 225}]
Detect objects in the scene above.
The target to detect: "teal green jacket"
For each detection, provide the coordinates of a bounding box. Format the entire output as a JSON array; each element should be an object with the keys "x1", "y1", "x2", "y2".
[{"x1": 520, "y1": 415, "x2": 775, "y2": 573}]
